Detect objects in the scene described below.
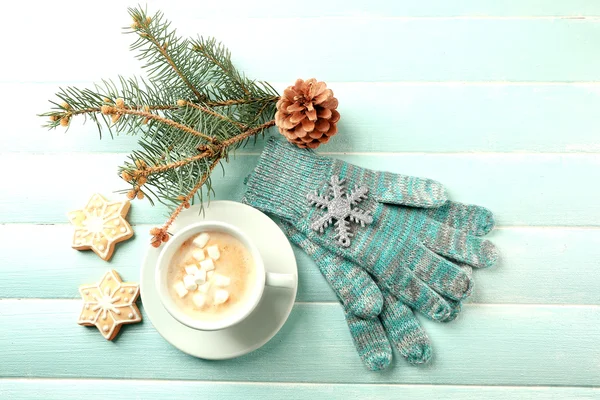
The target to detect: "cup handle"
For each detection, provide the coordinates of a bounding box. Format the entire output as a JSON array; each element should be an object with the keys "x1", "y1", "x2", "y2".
[{"x1": 265, "y1": 272, "x2": 295, "y2": 289}]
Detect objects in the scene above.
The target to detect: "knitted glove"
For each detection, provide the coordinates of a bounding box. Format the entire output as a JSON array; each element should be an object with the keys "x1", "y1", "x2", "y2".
[
  {"x1": 243, "y1": 138, "x2": 498, "y2": 318},
  {"x1": 278, "y1": 197, "x2": 492, "y2": 370}
]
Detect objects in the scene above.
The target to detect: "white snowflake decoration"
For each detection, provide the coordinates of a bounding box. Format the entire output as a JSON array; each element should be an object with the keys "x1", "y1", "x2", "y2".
[{"x1": 307, "y1": 175, "x2": 373, "y2": 247}]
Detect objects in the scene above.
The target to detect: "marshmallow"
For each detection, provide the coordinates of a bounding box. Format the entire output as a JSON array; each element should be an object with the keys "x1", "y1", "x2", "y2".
[
  {"x1": 207, "y1": 244, "x2": 220, "y2": 260},
  {"x1": 184, "y1": 265, "x2": 199, "y2": 275},
  {"x1": 197, "y1": 282, "x2": 211, "y2": 293},
  {"x1": 192, "y1": 249, "x2": 205, "y2": 261},
  {"x1": 214, "y1": 274, "x2": 231, "y2": 287},
  {"x1": 200, "y1": 258, "x2": 215, "y2": 271},
  {"x1": 173, "y1": 281, "x2": 188, "y2": 298},
  {"x1": 183, "y1": 275, "x2": 198, "y2": 291},
  {"x1": 192, "y1": 233, "x2": 210, "y2": 249},
  {"x1": 214, "y1": 289, "x2": 229, "y2": 305},
  {"x1": 192, "y1": 294, "x2": 206, "y2": 308},
  {"x1": 193, "y1": 269, "x2": 207, "y2": 285},
  {"x1": 207, "y1": 271, "x2": 215, "y2": 280}
]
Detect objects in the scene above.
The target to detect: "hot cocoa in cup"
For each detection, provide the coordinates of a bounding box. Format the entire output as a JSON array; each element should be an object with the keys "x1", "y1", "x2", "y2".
[
  {"x1": 167, "y1": 231, "x2": 256, "y2": 321},
  {"x1": 156, "y1": 220, "x2": 295, "y2": 331}
]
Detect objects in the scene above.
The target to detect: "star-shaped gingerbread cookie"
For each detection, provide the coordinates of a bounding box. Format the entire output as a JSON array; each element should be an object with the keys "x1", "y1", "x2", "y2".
[
  {"x1": 68, "y1": 194, "x2": 134, "y2": 261},
  {"x1": 77, "y1": 270, "x2": 142, "y2": 340}
]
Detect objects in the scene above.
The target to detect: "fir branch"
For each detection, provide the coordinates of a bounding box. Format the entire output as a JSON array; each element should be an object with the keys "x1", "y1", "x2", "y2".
[
  {"x1": 135, "y1": 151, "x2": 212, "y2": 178},
  {"x1": 150, "y1": 157, "x2": 221, "y2": 247},
  {"x1": 206, "y1": 96, "x2": 280, "y2": 106},
  {"x1": 128, "y1": 8, "x2": 206, "y2": 102},
  {"x1": 101, "y1": 104, "x2": 218, "y2": 144},
  {"x1": 180, "y1": 100, "x2": 247, "y2": 130},
  {"x1": 41, "y1": 77, "x2": 182, "y2": 137},
  {"x1": 191, "y1": 37, "x2": 251, "y2": 97},
  {"x1": 214, "y1": 119, "x2": 276, "y2": 149},
  {"x1": 42, "y1": 6, "x2": 281, "y2": 246}
]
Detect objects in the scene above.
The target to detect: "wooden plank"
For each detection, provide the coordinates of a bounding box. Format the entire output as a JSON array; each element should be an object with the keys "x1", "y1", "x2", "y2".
[
  {"x1": 0, "y1": 301, "x2": 597, "y2": 385},
  {"x1": 0, "y1": 153, "x2": 598, "y2": 226},
  {"x1": 1, "y1": 380, "x2": 598, "y2": 400},
  {"x1": 15, "y1": 82, "x2": 600, "y2": 153},
  {"x1": 150, "y1": 0, "x2": 600, "y2": 18},
  {"x1": 471, "y1": 227, "x2": 600, "y2": 305},
  {"x1": 0, "y1": 225, "x2": 598, "y2": 305},
  {"x1": 2, "y1": 0, "x2": 600, "y2": 28},
  {"x1": 209, "y1": 19, "x2": 600, "y2": 83},
  {"x1": 4, "y1": 13, "x2": 600, "y2": 82}
]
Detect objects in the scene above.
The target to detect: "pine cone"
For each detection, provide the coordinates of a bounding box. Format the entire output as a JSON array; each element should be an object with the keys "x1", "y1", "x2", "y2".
[{"x1": 275, "y1": 78, "x2": 340, "y2": 149}]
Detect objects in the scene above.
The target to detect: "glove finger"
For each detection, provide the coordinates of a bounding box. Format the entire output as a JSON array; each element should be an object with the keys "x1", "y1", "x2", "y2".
[
  {"x1": 279, "y1": 220, "x2": 383, "y2": 319},
  {"x1": 457, "y1": 262, "x2": 474, "y2": 278},
  {"x1": 422, "y1": 220, "x2": 499, "y2": 269},
  {"x1": 374, "y1": 171, "x2": 447, "y2": 208},
  {"x1": 432, "y1": 259, "x2": 468, "y2": 323},
  {"x1": 344, "y1": 308, "x2": 392, "y2": 371},
  {"x1": 440, "y1": 263, "x2": 470, "y2": 322},
  {"x1": 377, "y1": 265, "x2": 456, "y2": 322},
  {"x1": 380, "y1": 290, "x2": 432, "y2": 364},
  {"x1": 403, "y1": 244, "x2": 474, "y2": 300},
  {"x1": 442, "y1": 299, "x2": 463, "y2": 322},
  {"x1": 322, "y1": 257, "x2": 384, "y2": 319},
  {"x1": 416, "y1": 201, "x2": 495, "y2": 237}
]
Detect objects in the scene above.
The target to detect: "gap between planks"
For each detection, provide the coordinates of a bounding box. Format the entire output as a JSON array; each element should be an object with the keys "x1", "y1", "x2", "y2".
[
  {"x1": 1, "y1": 299, "x2": 598, "y2": 308},
  {"x1": 10, "y1": 81, "x2": 600, "y2": 86},
  {"x1": 1, "y1": 377, "x2": 599, "y2": 389},
  {"x1": 191, "y1": 16, "x2": 600, "y2": 21},
  {"x1": 4, "y1": 151, "x2": 600, "y2": 156},
  {"x1": 3, "y1": 224, "x2": 600, "y2": 230}
]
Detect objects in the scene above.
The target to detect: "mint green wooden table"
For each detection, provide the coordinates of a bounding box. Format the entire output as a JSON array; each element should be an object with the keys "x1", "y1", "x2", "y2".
[{"x1": 1, "y1": 1, "x2": 600, "y2": 399}]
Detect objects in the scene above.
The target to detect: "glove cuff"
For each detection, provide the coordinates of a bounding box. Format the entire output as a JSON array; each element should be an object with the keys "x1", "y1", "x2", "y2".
[{"x1": 242, "y1": 137, "x2": 333, "y2": 219}]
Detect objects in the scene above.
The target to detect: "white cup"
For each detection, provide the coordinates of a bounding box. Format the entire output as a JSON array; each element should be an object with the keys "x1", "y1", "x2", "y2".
[{"x1": 155, "y1": 221, "x2": 295, "y2": 331}]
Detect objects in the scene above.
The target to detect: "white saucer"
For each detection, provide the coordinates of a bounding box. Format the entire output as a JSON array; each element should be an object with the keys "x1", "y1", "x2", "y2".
[{"x1": 140, "y1": 201, "x2": 298, "y2": 359}]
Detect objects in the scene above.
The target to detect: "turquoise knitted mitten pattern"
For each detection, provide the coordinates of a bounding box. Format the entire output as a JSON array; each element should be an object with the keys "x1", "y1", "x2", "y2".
[
  {"x1": 243, "y1": 138, "x2": 498, "y2": 321},
  {"x1": 279, "y1": 196, "x2": 494, "y2": 370}
]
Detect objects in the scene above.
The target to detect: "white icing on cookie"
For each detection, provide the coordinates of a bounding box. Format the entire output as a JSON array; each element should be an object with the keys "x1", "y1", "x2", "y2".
[
  {"x1": 77, "y1": 270, "x2": 142, "y2": 340},
  {"x1": 68, "y1": 194, "x2": 134, "y2": 261}
]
